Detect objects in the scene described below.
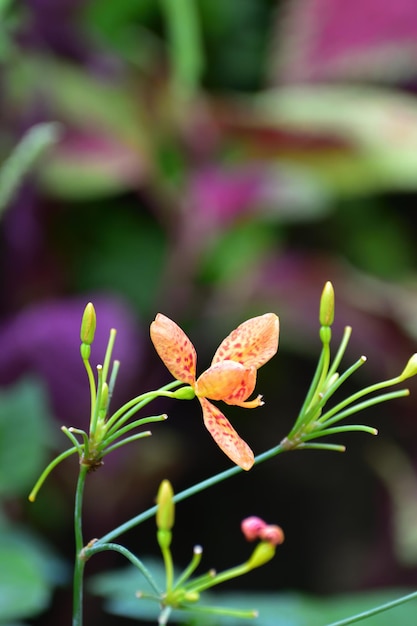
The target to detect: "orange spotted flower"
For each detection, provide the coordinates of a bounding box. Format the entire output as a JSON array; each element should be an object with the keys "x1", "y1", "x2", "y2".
[{"x1": 150, "y1": 313, "x2": 279, "y2": 470}]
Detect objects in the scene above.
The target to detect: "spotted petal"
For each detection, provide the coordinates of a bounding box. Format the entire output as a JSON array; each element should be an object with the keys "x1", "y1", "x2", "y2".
[
  {"x1": 195, "y1": 360, "x2": 257, "y2": 405},
  {"x1": 150, "y1": 313, "x2": 197, "y2": 385},
  {"x1": 212, "y1": 313, "x2": 279, "y2": 369},
  {"x1": 199, "y1": 397, "x2": 254, "y2": 470}
]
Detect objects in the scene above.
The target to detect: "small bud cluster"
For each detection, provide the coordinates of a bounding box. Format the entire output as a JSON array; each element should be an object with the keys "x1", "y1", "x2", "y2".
[{"x1": 241, "y1": 516, "x2": 284, "y2": 546}]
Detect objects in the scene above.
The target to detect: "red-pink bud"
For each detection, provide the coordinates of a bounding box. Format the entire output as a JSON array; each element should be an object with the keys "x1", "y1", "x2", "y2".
[
  {"x1": 241, "y1": 516, "x2": 267, "y2": 542},
  {"x1": 259, "y1": 524, "x2": 285, "y2": 546}
]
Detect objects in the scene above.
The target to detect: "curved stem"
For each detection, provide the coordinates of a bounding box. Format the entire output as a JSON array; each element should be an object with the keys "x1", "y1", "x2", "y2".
[
  {"x1": 105, "y1": 380, "x2": 182, "y2": 435},
  {"x1": 87, "y1": 542, "x2": 162, "y2": 596},
  {"x1": 82, "y1": 357, "x2": 97, "y2": 423},
  {"x1": 319, "y1": 389, "x2": 409, "y2": 428},
  {"x1": 28, "y1": 446, "x2": 78, "y2": 502},
  {"x1": 72, "y1": 464, "x2": 89, "y2": 626},
  {"x1": 93, "y1": 442, "x2": 286, "y2": 545}
]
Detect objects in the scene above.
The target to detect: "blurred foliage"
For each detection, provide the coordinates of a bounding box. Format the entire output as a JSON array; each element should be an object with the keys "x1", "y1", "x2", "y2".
[
  {"x1": 1, "y1": 0, "x2": 417, "y2": 624},
  {"x1": 90, "y1": 561, "x2": 417, "y2": 625}
]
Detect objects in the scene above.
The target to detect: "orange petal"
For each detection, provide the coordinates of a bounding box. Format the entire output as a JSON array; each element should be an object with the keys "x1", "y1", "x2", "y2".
[
  {"x1": 199, "y1": 397, "x2": 254, "y2": 470},
  {"x1": 212, "y1": 313, "x2": 279, "y2": 370},
  {"x1": 195, "y1": 361, "x2": 256, "y2": 404},
  {"x1": 150, "y1": 313, "x2": 197, "y2": 385}
]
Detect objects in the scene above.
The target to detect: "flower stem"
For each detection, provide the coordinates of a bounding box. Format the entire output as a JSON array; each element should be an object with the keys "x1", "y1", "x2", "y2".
[
  {"x1": 87, "y1": 542, "x2": 162, "y2": 595},
  {"x1": 91, "y1": 443, "x2": 286, "y2": 546},
  {"x1": 326, "y1": 590, "x2": 417, "y2": 625},
  {"x1": 72, "y1": 463, "x2": 89, "y2": 626},
  {"x1": 28, "y1": 446, "x2": 78, "y2": 502}
]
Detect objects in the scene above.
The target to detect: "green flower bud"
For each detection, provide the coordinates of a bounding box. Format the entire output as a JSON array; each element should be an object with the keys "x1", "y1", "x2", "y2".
[
  {"x1": 156, "y1": 479, "x2": 175, "y2": 532},
  {"x1": 246, "y1": 541, "x2": 276, "y2": 570},
  {"x1": 399, "y1": 353, "x2": 417, "y2": 381},
  {"x1": 319, "y1": 281, "x2": 335, "y2": 327},
  {"x1": 80, "y1": 302, "x2": 96, "y2": 345},
  {"x1": 172, "y1": 386, "x2": 196, "y2": 400}
]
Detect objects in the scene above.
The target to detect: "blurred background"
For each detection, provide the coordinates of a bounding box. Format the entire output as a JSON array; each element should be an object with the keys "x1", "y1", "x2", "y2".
[{"x1": 2, "y1": 0, "x2": 417, "y2": 624}]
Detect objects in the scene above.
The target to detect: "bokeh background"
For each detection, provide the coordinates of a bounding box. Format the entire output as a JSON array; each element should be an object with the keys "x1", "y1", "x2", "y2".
[{"x1": 2, "y1": 1, "x2": 417, "y2": 624}]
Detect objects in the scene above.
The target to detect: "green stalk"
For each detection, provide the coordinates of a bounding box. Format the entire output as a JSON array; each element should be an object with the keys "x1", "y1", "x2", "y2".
[
  {"x1": 89, "y1": 365, "x2": 103, "y2": 437},
  {"x1": 82, "y1": 357, "x2": 97, "y2": 424},
  {"x1": 319, "y1": 389, "x2": 409, "y2": 428},
  {"x1": 101, "y1": 431, "x2": 152, "y2": 456},
  {"x1": 172, "y1": 546, "x2": 203, "y2": 590},
  {"x1": 90, "y1": 443, "x2": 286, "y2": 546},
  {"x1": 326, "y1": 326, "x2": 352, "y2": 380},
  {"x1": 72, "y1": 464, "x2": 89, "y2": 626},
  {"x1": 28, "y1": 446, "x2": 78, "y2": 502},
  {"x1": 289, "y1": 348, "x2": 326, "y2": 437},
  {"x1": 105, "y1": 380, "x2": 182, "y2": 434},
  {"x1": 100, "y1": 415, "x2": 167, "y2": 450},
  {"x1": 102, "y1": 328, "x2": 117, "y2": 384},
  {"x1": 87, "y1": 542, "x2": 162, "y2": 596},
  {"x1": 326, "y1": 590, "x2": 417, "y2": 625}
]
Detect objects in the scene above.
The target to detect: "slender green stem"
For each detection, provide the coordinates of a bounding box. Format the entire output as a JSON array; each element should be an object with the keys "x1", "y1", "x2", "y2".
[
  {"x1": 312, "y1": 338, "x2": 331, "y2": 405},
  {"x1": 100, "y1": 415, "x2": 167, "y2": 450},
  {"x1": 66, "y1": 427, "x2": 90, "y2": 456},
  {"x1": 290, "y1": 348, "x2": 326, "y2": 436},
  {"x1": 108, "y1": 359, "x2": 120, "y2": 407},
  {"x1": 82, "y1": 357, "x2": 97, "y2": 423},
  {"x1": 327, "y1": 326, "x2": 352, "y2": 380},
  {"x1": 308, "y1": 357, "x2": 366, "y2": 424},
  {"x1": 102, "y1": 328, "x2": 117, "y2": 384},
  {"x1": 300, "y1": 424, "x2": 377, "y2": 443},
  {"x1": 90, "y1": 365, "x2": 103, "y2": 437},
  {"x1": 161, "y1": 545, "x2": 175, "y2": 593},
  {"x1": 72, "y1": 464, "x2": 89, "y2": 626},
  {"x1": 28, "y1": 446, "x2": 78, "y2": 502},
  {"x1": 87, "y1": 542, "x2": 162, "y2": 595},
  {"x1": 326, "y1": 590, "x2": 417, "y2": 625},
  {"x1": 105, "y1": 380, "x2": 182, "y2": 434},
  {"x1": 93, "y1": 443, "x2": 286, "y2": 545},
  {"x1": 298, "y1": 442, "x2": 346, "y2": 452},
  {"x1": 190, "y1": 563, "x2": 249, "y2": 593},
  {"x1": 101, "y1": 431, "x2": 152, "y2": 456},
  {"x1": 319, "y1": 389, "x2": 409, "y2": 428},
  {"x1": 173, "y1": 546, "x2": 203, "y2": 589},
  {"x1": 182, "y1": 604, "x2": 257, "y2": 618}
]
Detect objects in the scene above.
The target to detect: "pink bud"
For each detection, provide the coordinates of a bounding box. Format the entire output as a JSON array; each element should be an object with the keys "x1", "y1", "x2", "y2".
[
  {"x1": 241, "y1": 516, "x2": 267, "y2": 541},
  {"x1": 259, "y1": 524, "x2": 285, "y2": 546}
]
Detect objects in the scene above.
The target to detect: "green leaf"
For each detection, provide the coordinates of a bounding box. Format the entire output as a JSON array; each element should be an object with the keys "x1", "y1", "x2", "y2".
[
  {"x1": 0, "y1": 123, "x2": 61, "y2": 215},
  {"x1": 0, "y1": 525, "x2": 67, "y2": 622},
  {"x1": 0, "y1": 378, "x2": 55, "y2": 498},
  {"x1": 159, "y1": 0, "x2": 204, "y2": 98},
  {"x1": 90, "y1": 563, "x2": 417, "y2": 625},
  {"x1": 252, "y1": 86, "x2": 417, "y2": 194}
]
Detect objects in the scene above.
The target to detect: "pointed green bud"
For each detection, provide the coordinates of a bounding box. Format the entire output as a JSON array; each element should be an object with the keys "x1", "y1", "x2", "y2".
[
  {"x1": 246, "y1": 541, "x2": 276, "y2": 570},
  {"x1": 156, "y1": 479, "x2": 175, "y2": 532},
  {"x1": 80, "y1": 302, "x2": 96, "y2": 346},
  {"x1": 399, "y1": 353, "x2": 417, "y2": 381},
  {"x1": 320, "y1": 281, "x2": 335, "y2": 327}
]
